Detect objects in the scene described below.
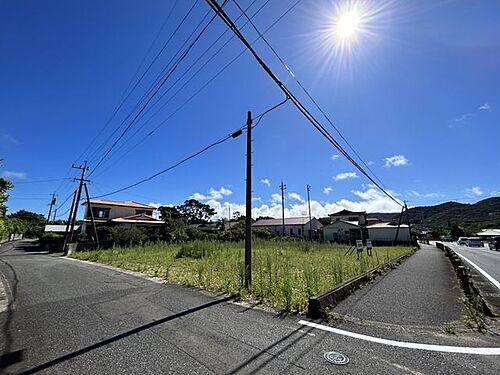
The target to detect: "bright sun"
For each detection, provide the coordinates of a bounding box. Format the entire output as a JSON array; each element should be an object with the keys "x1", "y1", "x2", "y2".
[{"x1": 336, "y1": 10, "x2": 361, "y2": 39}]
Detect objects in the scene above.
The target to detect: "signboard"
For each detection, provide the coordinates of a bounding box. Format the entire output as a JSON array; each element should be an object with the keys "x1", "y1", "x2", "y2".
[
  {"x1": 356, "y1": 240, "x2": 363, "y2": 252},
  {"x1": 366, "y1": 239, "x2": 372, "y2": 250}
]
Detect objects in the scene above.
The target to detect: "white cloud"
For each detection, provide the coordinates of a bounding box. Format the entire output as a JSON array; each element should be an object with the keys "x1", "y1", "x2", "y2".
[
  {"x1": 323, "y1": 187, "x2": 333, "y2": 195},
  {"x1": 333, "y1": 172, "x2": 358, "y2": 181},
  {"x1": 252, "y1": 196, "x2": 262, "y2": 202},
  {"x1": 288, "y1": 192, "x2": 305, "y2": 203},
  {"x1": 260, "y1": 178, "x2": 271, "y2": 187},
  {"x1": 465, "y1": 186, "x2": 483, "y2": 196},
  {"x1": 384, "y1": 155, "x2": 409, "y2": 167},
  {"x1": 189, "y1": 186, "x2": 232, "y2": 201},
  {"x1": 479, "y1": 103, "x2": 491, "y2": 111},
  {"x1": 330, "y1": 154, "x2": 340, "y2": 161},
  {"x1": 367, "y1": 161, "x2": 375, "y2": 166},
  {"x1": 2, "y1": 134, "x2": 19, "y2": 145},
  {"x1": 1, "y1": 171, "x2": 27, "y2": 179},
  {"x1": 406, "y1": 190, "x2": 440, "y2": 199},
  {"x1": 204, "y1": 186, "x2": 402, "y2": 221}
]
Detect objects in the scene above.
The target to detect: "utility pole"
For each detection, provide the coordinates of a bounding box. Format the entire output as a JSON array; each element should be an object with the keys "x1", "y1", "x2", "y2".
[
  {"x1": 306, "y1": 184, "x2": 312, "y2": 240},
  {"x1": 68, "y1": 161, "x2": 88, "y2": 243},
  {"x1": 83, "y1": 182, "x2": 99, "y2": 246},
  {"x1": 404, "y1": 202, "x2": 412, "y2": 245},
  {"x1": 279, "y1": 181, "x2": 286, "y2": 236},
  {"x1": 46, "y1": 192, "x2": 56, "y2": 222},
  {"x1": 63, "y1": 189, "x2": 78, "y2": 252},
  {"x1": 244, "y1": 111, "x2": 252, "y2": 289},
  {"x1": 393, "y1": 205, "x2": 405, "y2": 245},
  {"x1": 52, "y1": 208, "x2": 57, "y2": 222}
]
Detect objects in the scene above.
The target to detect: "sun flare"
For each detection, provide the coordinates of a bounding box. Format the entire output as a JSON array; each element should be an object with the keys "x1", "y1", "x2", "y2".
[{"x1": 336, "y1": 10, "x2": 361, "y2": 39}]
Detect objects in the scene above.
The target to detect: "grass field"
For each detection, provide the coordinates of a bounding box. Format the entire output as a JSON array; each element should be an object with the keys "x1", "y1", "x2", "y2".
[{"x1": 70, "y1": 240, "x2": 414, "y2": 311}]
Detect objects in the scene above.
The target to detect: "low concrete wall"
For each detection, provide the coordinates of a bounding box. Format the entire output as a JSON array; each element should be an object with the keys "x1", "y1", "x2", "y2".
[
  {"x1": 307, "y1": 251, "x2": 413, "y2": 318},
  {"x1": 436, "y1": 242, "x2": 500, "y2": 317}
]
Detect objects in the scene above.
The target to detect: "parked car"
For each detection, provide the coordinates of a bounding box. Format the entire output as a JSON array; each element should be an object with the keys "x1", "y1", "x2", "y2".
[
  {"x1": 488, "y1": 237, "x2": 500, "y2": 251},
  {"x1": 440, "y1": 235, "x2": 453, "y2": 242},
  {"x1": 457, "y1": 237, "x2": 468, "y2": 246},
  {"x1": 466, "y1": 237, "x2": 484, "y2": 247}
]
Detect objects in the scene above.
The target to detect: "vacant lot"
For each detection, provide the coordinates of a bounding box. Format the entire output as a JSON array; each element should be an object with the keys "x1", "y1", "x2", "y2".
[{"x1": 71, "y1": 240, "x2": 414, "y2": 311}]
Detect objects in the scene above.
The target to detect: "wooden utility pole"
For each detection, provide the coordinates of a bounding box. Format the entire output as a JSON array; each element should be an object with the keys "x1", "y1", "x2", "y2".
[
  {"x1": 83, "y1": 182, "x2": 99, "y2": 246},
  {"x1": 306, "y1": 184, "x2": 312, "y2": 240},
  {"x1": 244, "y1": 111, "x2": 252, "y2": 289},
  {"x1": 69, "y1": 161, "x2": 88, "y2": 242},
  {"x1": 46, "y1": 192, "x2": 56, "y2": 222},
  {"x1": 279, "y1": 182, "x2": 286, "y2": 236},
  {"x1": 63, "y1": 189, "x2": 78, "y2": 252}
]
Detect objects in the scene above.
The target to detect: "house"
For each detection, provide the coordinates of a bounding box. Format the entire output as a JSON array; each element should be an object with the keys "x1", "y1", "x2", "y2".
[
  {"x1": 81, "y1": 199, "x2": 164, "y2": 233},
  {"x1": 324, "y1": 209, "x2": 411, "y2": 244},
  {"x1": 476, "y1": 229, "x2": 500, "y2": 239},
  {"x1": 252, "y1": 217, "x2": 323, "y2": 238}
]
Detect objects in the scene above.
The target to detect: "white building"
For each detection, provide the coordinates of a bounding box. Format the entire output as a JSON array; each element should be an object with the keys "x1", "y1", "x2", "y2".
[{"x1": 252, "y1": 217, "x2": 323, "y2": 238}]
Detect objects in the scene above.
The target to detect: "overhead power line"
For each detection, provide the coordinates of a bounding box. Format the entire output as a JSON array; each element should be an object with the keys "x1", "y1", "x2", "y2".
[
  {"x1": 14, "y1": 177, "x2": 72, "y2": 184},
  {"x1": 90, "y1": 0, "x2": 298, "y2": 178},
  {"x1": 89, "y1": 1, "x2": 227, "y2": 176},
  {"x1": 204, "y1": 0, "x2": 403, "y2": 207},
  {"x1": 232, "y1": 0, "x2": 388, "y2": 190},
  {"x1": 77, "y1": 0, "x2": 196, "y2": 165},
  {"x1": 90, "y1": 99, "x2": 288, "y2": 199}
]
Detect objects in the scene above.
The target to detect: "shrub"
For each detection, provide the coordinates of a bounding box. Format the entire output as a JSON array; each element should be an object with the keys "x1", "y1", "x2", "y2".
[
  {"x1": 39, "y1": 232, "x2": 65, "y2": 253},
  {"x1": 175, "y1": 240, "x2": 222, "y2": 259}
]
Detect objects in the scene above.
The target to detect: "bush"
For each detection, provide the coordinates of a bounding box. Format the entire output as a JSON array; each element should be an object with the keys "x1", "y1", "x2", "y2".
[
  {"x1": 39, "y1": 232, "x2": 65, "y2": 253},
  {"x1": 97, "y1": 226, "x2": 148, "y2": 247},
  {"x1": 175, "y1": 240, "x2": 222, "y2": 259}
]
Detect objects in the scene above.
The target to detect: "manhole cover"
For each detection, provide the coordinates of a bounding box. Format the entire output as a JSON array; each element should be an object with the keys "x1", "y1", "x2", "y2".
[{"x1": 324, "y1": 351, "x2": 349, "y2": 365}]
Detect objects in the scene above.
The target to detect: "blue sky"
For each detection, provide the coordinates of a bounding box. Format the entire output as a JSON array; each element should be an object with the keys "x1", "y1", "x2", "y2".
[{"x1": 1, "y1": 0, "x2": 499, "y2": 220}]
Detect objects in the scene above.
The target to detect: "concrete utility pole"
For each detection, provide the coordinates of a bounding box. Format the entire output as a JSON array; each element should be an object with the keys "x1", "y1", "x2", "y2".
[
  {"x1": 306, "y1": 184, "x2": 312, "y2": 240},
  {"x1": 279, "y1": 182, "x2": 286, "y2": 236},
  {"x1": 63, "y1": 189, "x2": 78, "y2": 252},
  {"x1": 69, "y1": 161, "x2": 88, "y2": 243},
  {"x1": 404, "y1": 202, "x2": 412, "y2": 245},
  {"x1": 244, "y1": 111, "x2": 252, "y2": 289},
  {"x1": 393, "y1": 205, "x2": 405, "y2": 245},
  {"x1": 83, "y1": 182, "x2": 99, "y2": 246},
  {"x1": 46, "y1": 192, "x2": 56, "y2": 222}
]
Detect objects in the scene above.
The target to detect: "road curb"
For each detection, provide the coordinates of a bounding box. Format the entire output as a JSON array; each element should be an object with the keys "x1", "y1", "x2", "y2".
[
  {"x1": 307, "y1": 250, "x2": 415, "y2": 319},
  {"x1": 436, "y1": 242, "x2": 500, "y2": 317}
]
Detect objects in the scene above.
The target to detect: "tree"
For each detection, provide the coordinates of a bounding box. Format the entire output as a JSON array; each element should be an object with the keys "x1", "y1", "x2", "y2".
[
  {"x1": 450, "y1": 223, "x2": 466, "y2": 239},
  {"x1": 0, "y1": 178, "x2": 14, "y2": 238},
  {"x1": 8, "y1": 210, "x2": 46, "y2": 238},
  {"x1": 177, "y1": 199, "x2": 215, "y2": 225},
  {"x1": 159, "y1": 205, "x2": 187, "y2": 242}
]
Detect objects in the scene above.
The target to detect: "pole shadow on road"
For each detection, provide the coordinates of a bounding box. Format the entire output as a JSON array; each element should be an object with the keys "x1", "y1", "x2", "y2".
[{"x1": 18, "y1": 294, "x2": 237, "y2": 375}]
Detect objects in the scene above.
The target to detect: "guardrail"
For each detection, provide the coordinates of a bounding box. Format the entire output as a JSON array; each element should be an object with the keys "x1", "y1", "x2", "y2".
[{"x1": 436, "y1": 242, "x2": 499, "y2": 317}]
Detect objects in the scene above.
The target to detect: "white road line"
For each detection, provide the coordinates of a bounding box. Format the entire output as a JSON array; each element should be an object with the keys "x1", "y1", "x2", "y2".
[
  {"x1": 298, "y1": 320, "x2": 500, "y2": 355},
  {"x1": 452, "y1": 250, "x2": 500, "y2": 291}
]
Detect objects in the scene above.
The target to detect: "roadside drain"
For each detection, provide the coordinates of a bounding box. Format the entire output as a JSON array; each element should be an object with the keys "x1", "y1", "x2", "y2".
[{"x1": 324, "y1": 351, "x2": 349, "y2": 365}]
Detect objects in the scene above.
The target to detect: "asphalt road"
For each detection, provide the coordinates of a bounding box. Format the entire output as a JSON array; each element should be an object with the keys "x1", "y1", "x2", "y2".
[
  {"x1": 1, "y1": 240, "x2": 500, "y2": 374},
  {"x1": 446, "y1": 242, "x2": 500, "y2": 289}
]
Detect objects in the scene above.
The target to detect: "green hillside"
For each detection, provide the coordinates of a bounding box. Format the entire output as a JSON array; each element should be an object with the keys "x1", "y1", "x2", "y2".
[{"x1": 369, "y1": 197, "x2": 500, "y2": 235}]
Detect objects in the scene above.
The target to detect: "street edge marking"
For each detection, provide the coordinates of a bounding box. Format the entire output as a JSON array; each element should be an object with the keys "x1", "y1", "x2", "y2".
[
  {"x1": 298, "y1": 320, "x2": 500, "y2": 355},
  {"x1": 453, "y1": 252, "x2": 500, "y2": 291}
]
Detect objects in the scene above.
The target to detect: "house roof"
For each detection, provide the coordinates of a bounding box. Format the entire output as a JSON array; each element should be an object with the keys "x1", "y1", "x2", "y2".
[
  {"x1": 82, "y1": 199, "x2": 154, "y2": 209},
  {"x1": 44, "y1": 224, "x2": 80, "y2": 232},
  {"x1": 324, "y1": 220, "x2": 360, "y2": 228},
  {"x1": 329, "y1": 209, "x2": 366, "y2": 216},
  {"x1": 367, "y1": 222, "x2": 409, "y2": 229},
  {"x1": 110, "y1": 213, "x2": 164, "y2": 224},
  {"x1": 476, "y1": 229, "x2": 500, "y2": 236},
  {"x1": 253, "y1": 217, "x2": 319, "y2": 226}
]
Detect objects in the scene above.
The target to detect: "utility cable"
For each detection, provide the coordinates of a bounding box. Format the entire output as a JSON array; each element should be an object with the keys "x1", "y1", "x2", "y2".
[{"x1": 204, "y1": 0, "x2": 403, "y2": 207}]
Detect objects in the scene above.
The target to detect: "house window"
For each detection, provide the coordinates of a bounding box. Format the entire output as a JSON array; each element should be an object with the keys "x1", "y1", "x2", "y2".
[
  {"x1": 348, "y1": 216, "x2": 358, "y2": 221},
  {"x1": 91, "y1": 207, "x2": 110, "y2": 219},
  {"x1": 290, "y1": 228, "x2": 294, "y2": 235},
  {"x1": 136, "y1": 209, "x2": 151, "y2": 215},
  {"x1": 344, "y1": 230, "x2": 350, "y2": 235},
  {"x1": 298, "y1": 228, "x2": 302, "y2": 235}
]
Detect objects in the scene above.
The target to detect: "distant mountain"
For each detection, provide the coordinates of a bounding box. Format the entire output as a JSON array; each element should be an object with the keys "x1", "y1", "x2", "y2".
[{"x1": 368, "y1": 197, "x2": 500, "y2": 234}]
